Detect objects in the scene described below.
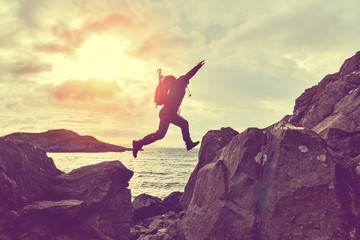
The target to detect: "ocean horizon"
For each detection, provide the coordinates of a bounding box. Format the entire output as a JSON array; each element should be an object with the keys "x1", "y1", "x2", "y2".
[{"x1": 48, "y1": 147, "x2": 199, "y2": 200}]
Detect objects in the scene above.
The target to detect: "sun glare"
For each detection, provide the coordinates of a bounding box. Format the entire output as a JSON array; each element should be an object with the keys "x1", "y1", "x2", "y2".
[
  {"x1": 76, "y1": 34, "x2": 131, "y2": 79},
  {"x1": 50, "y1": 34, "x2": 151, "y2": 87}
]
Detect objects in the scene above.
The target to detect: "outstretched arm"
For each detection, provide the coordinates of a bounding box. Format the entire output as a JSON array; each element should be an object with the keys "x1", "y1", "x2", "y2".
[{"x1": 183, "y1": 60, "x2": 205, "y2": 83}]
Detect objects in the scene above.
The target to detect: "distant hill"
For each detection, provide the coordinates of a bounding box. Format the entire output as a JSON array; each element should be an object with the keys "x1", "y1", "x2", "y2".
[{"x1": 3, "y1": 129, "x2": 131, "y2": 153}]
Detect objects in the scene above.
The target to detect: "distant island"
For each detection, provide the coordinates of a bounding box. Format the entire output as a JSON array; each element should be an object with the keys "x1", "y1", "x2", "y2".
[{"x1": 3, "y1": 129, "x2": 131, "y2": 153}]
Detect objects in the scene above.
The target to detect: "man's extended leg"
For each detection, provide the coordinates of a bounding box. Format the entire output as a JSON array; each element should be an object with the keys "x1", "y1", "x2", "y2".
[
  {"x1": 171, "y1": 114, "x2": 199, "y2": 150},
  {"x1": 132, "y1": 116, "x2": 170, "y2": 158}
]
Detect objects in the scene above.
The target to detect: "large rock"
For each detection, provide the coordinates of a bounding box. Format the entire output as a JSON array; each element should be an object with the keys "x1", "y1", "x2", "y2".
[
  {"x1": 133, "y1": 194, "x2": 166, "y2": 224},
  {"x1": 11, "y1": 200, "x2": 87, "y2": 240},
  {"x1": 289, "y1": 51, "x2": 360, "y2": 137},
  {"x1": 163, "y1": 191, "x2": 183, "y2": 213},
  {"x1": 179, "y1": 52, "x2": 360, "y2": 240},
  {"x1": 0, "y1": 137, "x2": 134, "y2": 240},
  {"x1": 0, "y1": 139, "x2": 60, "y2": 204},
  {"x1": 0, "y1": 138, "x2": 61, "y2": 233},
  {"x1": 49, "y1": 160, "x2": 132, "y2": 201},
  {"x1": 180, "y1": 127, "x2": 238, "y2": 210},
  {"x1": 48, "y1": 161, "x2": 134, "y2": 240},
  {"x1": 183, "y1": 121, "x2": 353, "y2": 240}
]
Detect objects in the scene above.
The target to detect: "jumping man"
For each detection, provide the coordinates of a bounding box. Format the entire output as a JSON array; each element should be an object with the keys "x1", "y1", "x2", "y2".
[{"x1": 132, "y1": 60, "x2": 205, "y2": 158}]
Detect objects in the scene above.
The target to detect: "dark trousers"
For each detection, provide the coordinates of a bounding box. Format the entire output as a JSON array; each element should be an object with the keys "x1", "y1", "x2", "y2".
[{"x1": 140, "y1": 113, "x2": 191, "y2": 146}]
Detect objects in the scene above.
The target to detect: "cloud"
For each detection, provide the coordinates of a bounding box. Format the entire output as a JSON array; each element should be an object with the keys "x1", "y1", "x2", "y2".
[
  {"x1": 27, "y1": 0, "x2": 207, "y2": 65},
  {"x1": 45, "y1": 77, "x2": 153, "y2": 121},
  {"x1": 49, "y1": 78, "x2": 121, "y2": 101},
  {"x1": 13, "y1": 61, "x2": 52, "y2": 75},
  {"x1": 129, "y1": 27, "x2": 207, "y2": 65},
  {"x1": 2, "y1": 0, "x2": 360, "y2": 147},
  {"x1": 85, "y1": 13, "x2": 133, "y2": 32},
  {"x1": 35, "y1": 42, "x2": 74, "y2": 55},
  {"x1": 35, "y1": 13, "x2": 134, "y2": 55}
]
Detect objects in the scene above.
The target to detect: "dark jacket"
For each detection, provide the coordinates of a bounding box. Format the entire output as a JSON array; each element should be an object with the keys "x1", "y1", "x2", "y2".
[{"x1": 161, "y1": 64, "x2": 202, "y2": 115}]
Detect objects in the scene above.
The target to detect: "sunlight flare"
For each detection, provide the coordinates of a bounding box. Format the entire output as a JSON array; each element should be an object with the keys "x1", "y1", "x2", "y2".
[{"x1": 50, "y1": 34, "x2": 150, "y2": 84}]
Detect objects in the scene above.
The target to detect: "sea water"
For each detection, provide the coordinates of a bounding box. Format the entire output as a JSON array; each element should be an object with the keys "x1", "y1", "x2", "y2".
[{"x1": 48, "y1": 148, "x2": 199, "y2": 200}]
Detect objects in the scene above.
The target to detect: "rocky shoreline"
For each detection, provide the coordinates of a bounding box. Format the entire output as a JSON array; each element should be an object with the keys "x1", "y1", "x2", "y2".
[{"x1": 1, "y1": 51, "x2": 360, "y2": 239}]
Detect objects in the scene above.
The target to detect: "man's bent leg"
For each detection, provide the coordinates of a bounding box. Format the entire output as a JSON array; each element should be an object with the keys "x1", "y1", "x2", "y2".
[
  {"x1": 171, "y1": 114, "x2": 199, "y2": 150},
  {"x1": 142, "y1": 117, "x2": 170, "y2": 145},
  {"x1": 132, "y1": 117, "x2": 170, "y2": 158},
  {"x1": 171, "y1": 114, "x2": 190, "y2": 143}
]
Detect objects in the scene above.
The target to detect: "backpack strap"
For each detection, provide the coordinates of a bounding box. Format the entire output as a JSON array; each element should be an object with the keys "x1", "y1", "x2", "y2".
[{"x1": 186, "y1": 86, "x2": 192, "y2": 97}]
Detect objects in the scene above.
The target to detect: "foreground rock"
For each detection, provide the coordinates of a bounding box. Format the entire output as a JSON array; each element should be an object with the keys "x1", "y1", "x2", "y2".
[
  {"x1": 0, "y1": 138, "x2": 61, "y2": 236},
  {"x1": 184, "y1": 122, "x2": 351, "y2": 239},
  {"x1": 180, "y1": 127, "x2": 238, "y2": 210},
  {"x1": 0, "y1": 138, "x2": 134, "y2": 240},
  {"x1": 4, "y1": 129, "x2": 130, "y2": 152},
  {"x1": 182, "y1": 51, "x2": 360, "y2": 240},
  {"x1": 48, "y1": 161, "x2": 134, "y2": 240}
]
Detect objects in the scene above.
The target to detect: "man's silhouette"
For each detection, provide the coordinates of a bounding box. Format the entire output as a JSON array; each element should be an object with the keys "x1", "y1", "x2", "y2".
[{"x1": 132, "y1": 60, "x2": 205, "y2": 158}]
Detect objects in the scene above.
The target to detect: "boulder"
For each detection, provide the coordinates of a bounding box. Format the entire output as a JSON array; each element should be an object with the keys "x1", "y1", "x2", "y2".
[
  {"x1": 183, "y1": 121, "x2": 351, "y2": 239},
  {"x1": 11, "y1": 200, "x2": 86, "y2": 240},
  {"x1": 48, "y1": 161, "x2": 134, "y2": 240},
  {"x1": 180, "y1": 127, "x2": 238, "y2": 210},
  {"x1": 0, "y1": 139, "x2": 60, "y2": 208},
  {"x1": 133, "y1": 194, "x2": 166, "y2": 224},
  {"x1": 49, "y1": 160, "x2": 133, "y2": 202},
  {"x1": 0, "y1": 137, "x2": 134, "y2": 240},
  {"x1": 0, "y1": 138, "x2": 61, "y2": 236},
  {"x1": 163, "y1": 191, "x2": 183, "y2": 213}
]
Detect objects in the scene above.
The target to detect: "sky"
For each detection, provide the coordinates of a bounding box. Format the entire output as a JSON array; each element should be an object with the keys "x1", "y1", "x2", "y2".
[{"x1": 1, "y1": 0, "x2": 359, "y2": 148}]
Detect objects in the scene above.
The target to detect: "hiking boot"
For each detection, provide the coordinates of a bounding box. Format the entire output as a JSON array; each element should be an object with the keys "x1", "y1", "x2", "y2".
[
  {"x1": 132, "y1": 140, "x2": 142, "y2": 158},
  {"x1": 186, "y1": 141, "x2": 199, "y2": 151}
]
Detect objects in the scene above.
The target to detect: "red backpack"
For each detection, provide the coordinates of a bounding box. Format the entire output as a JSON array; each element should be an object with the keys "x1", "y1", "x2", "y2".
[{"x1": 154, "y1": 69, "x2": 175, "y2": 107}]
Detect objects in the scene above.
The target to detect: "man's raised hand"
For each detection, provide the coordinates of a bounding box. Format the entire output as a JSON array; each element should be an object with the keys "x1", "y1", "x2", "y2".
[{"x1": 198, "y1": 60, "x2": 205, "y2": 68}]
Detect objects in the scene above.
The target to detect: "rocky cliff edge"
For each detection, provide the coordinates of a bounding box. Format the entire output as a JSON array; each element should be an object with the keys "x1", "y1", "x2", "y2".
[{"x1": 181, "y1": 51, "x2": 360, "y2": 240}]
